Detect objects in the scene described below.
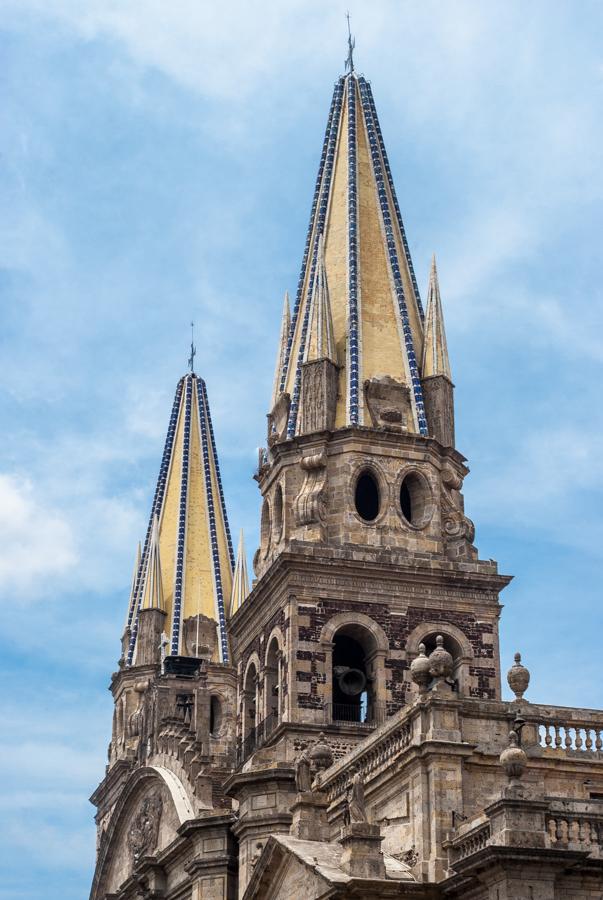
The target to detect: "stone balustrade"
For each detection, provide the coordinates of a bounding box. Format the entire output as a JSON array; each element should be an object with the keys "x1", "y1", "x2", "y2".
[
  {"x1": 447, "y1": 821, "x2": 491, "y2": 863},
  {"x1": 524, "y1": 705, "x2": 603, "y2": 754},
  {"x1": 546, "y1": 800, "x2": 603, "y2": 857},
  {"x1": 320, "y1": 703, "x2": 415, "y2": 804}
]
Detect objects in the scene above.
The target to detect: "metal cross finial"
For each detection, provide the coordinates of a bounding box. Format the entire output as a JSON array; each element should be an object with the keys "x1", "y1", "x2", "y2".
[
  {"x1": 188, "y1": 321, "x2": 196, "y2": 373},
  {"x1": 345, "y1": 12, "x2": 355, "y2": 73}
]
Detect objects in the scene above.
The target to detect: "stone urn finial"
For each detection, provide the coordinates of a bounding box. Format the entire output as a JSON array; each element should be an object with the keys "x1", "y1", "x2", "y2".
[
  {"x1": 410, "y1": 643, "x2": 432, "y2": 693},
  {"x1": 309, "y1": 732, "x2": 333, "y2": 781},
  {"x1": 428, "y1": 635, "x2": 454, "y2": 683},
  {"x1": 500, "y1": 729, "x2": 527, "y2": 786},
  {"x1": 507, "y1": 651, "x2": 530, "y2": 701}
]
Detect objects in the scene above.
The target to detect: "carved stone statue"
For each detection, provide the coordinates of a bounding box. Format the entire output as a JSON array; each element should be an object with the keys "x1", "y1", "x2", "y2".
[
  {"x1": 127, "y1": 793, "x2": 163, "y2": 863},
  {"x1": 295, "y1": 752, "x2": 312, "y2": 793},
  {"x1": 344, "y1": 771, "x2": 367, "y2": 825}
]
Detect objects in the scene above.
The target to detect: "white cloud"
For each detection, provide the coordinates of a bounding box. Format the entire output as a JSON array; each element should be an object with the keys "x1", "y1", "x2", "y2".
[{"x1": 0, "y1": 474, "x2": 76, "y2": 594}]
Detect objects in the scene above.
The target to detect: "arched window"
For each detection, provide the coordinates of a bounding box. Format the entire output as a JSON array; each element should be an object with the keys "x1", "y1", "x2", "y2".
[
  {"x1": 331, "y1": 624, "x2": 379, "y2": 724},
  {"x1": 264, "y1": 636, "x2": 281, "y2": 732},
  {"x1": 209, "y1": 695, "x2": 222, "y2": 737},
  {"x1": 260, "y1": 499, "x2": 271, "y2": 555},
  {"x1": 242, "y1": 661, "x2": 258, "y2": 739},
  {"x1": 273, "y1": 484, "x2": 283, "y2": 542}
]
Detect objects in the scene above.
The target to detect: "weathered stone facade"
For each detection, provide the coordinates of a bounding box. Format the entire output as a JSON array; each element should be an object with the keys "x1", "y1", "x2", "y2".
[{"x1": 89, "y1": 62, "x2": 603, "y2": 900}]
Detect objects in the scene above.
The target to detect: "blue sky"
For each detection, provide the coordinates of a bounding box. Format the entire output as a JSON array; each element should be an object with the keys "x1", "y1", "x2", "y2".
[{"x1": 1, "y1": 1, "x2": 602, "y2": 897}]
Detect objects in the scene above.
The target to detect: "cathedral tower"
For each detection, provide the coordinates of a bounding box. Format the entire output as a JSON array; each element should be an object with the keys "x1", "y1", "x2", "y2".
[
  {"x1": 227, "y1": 68, "x2": 510, "y2": 889},
  {"x1": 90, "y1": 53, "x2": 603, "y2": 900},
  {"x1": 90, "y1": 373, "x2": 240, "y2": 900}
]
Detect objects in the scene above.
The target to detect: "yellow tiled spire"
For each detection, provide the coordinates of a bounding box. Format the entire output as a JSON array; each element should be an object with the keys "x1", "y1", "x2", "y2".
[
  {"x1": 422, "y1": 255, "x2": 451, "y2": 380},
  {"x1": 230, "y1": 529, "x2": 250, "y2": 616},
  {"x1": 126, "y1": 374, "x2": 234, "y2": 665},
  {"x1": 274, "y1": 73, "x2": 428, "y2": 437},
  {"x1": 271, "y1": 291, "x2": 291, "y2": 408},
  {"x1": 304, "y1": 233, "x2": 337, "y2": 364}
]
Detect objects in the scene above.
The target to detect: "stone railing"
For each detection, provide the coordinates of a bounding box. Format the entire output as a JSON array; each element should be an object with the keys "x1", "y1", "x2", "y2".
[
  {"x1": 447, "y1": 821, "x2": 491, "y2": 864},
  {"x1": 320, "y1": 705, "x2": 414, "y2": 804},
  {"x1": 546, "y1": 801, "x2": 603, "y2": 857},
  {"x1": 525, "y1": 706, "x2": 603, "y2": 755}
]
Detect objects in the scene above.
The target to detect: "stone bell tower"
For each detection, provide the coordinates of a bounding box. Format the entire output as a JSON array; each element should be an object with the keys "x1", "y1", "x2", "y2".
[
  {"x1": 226, "y1": 69, "x2": 510, "y2": 890},
  {"x1": 89, "y1": 372, "x2": 244, "y2": 900}
]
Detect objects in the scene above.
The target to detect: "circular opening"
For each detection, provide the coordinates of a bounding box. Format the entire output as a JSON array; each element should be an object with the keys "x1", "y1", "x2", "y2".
[
  {"x1": 209, "y1": 695, "x2": 222, "y2": 736},
  {"x1": 273, "y1": 485, "x2": 283, "y2": 541},
  {"x1": 399, "y1": 471, "x2": 432, "y2": 528},
  {"x1": 354, "y1": 470, "x2": 380, "y2": 522}
]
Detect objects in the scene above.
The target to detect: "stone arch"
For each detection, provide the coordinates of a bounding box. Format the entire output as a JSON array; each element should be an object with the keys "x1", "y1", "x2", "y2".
[
  {"x1": 242, "y1": 653, "x2": 261, "y2": 740},
  {"x1": 90, "y1": 765, "x2": 194, "y2": 900},
  {"x1": 320, "y1": 611, "x2": 389, "y2": 653},
  {"x1": 264, "y1": 627, "x2": 284, "y2": 724},
  {"x1": 320, "y1": 612, "x2": 389, "y2": 721},
  {"x1": 406, "y1": 621, "x2": 473, "y2": 658}
]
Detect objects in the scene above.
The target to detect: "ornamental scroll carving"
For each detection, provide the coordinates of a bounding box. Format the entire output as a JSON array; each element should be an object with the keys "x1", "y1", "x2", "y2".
[
  {"x1": 127, "y1": 793, "x2": 163, "y2": 863},
  {"x1": 440, "y1": 465, "x2": 476, "y2": 560},
  {"x1": 293, "y1": 449, "x2": 328, "y2": 541}
]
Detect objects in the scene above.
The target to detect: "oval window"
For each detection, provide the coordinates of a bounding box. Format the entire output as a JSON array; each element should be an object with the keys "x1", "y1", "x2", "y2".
[
  {"x1": 399, "y1": 471, "x2": 431, "y2": 528},
  {"x1": 355, "y1": 471, "x2": 380, "y2": 522}
]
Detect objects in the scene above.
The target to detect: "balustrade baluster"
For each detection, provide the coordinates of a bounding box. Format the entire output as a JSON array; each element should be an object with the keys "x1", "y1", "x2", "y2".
[
  {"x1": 596, "y1": 729, "x2": 603, "y2": 751},
  {"x1": 575, "y1": 728, "x2": 583, "y2": 750},
  {"x1": 554, "y1": 725, "x2": 562, "y2": 748},
  {"x1": 564, "y1": 728, "x2": 573, "y2": 750},
  {"x1": 585, "y1": 729, "x2": 593, "y2": 750}
]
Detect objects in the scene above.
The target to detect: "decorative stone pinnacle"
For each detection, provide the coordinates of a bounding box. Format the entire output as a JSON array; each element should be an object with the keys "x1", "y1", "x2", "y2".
[
  {"x1": 428, "y1": 634, "x2": 454, "y2": 682},
  {"x1": 500, "y1": 729, "x2": 527, "y2": 785},
  {"x1": 507, "y1": 651, "x2": 530, "y2": 701},
  {"x1": 410, "y1": 642, "x2": 431, "y2": 693}
]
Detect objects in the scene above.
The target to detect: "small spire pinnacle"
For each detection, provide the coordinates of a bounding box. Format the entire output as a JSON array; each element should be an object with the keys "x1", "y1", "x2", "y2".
[
  {"x1": 188, "y1": 321, "x2": 196, "y2": 373},
  {"x1": 142, "y1": 514, "x2": 165, "y2": 611},
  {"x1": 345, "y1": 12, "x2": 355, "y2": 73},
  {"x1": 304, "y1": 233, "x2": 337, "y2": 364},
  {"x1": 230, "y1": 529, "x2": 250, "y2": 615},
  {"x1": 422, "y1": 255, "x2": 451, "y2": 380},
  {"x1": 124, "y1": 541, "x2": 142, "y2": 633},
  {"x1": 271, "y1": 291, "x2": 291, "y2": 408}
]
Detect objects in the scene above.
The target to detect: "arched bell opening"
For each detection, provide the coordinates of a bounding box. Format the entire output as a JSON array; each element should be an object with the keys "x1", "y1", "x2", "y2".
[
  {"x1": 242, "y1": 661, "x2": 258, "y2": 740},
  {"x1": 331, "y1": 625, "x2": 379, "y2": 725},
  {"x1": 272, "y1": 484, "x2": 283, "y2": 543},
  {"x1": 209, "y1": 695, "x2": 222, "y2": 737},
  {"x1": 264, "y1": 636, "x2": 281, "y2": 731}
]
